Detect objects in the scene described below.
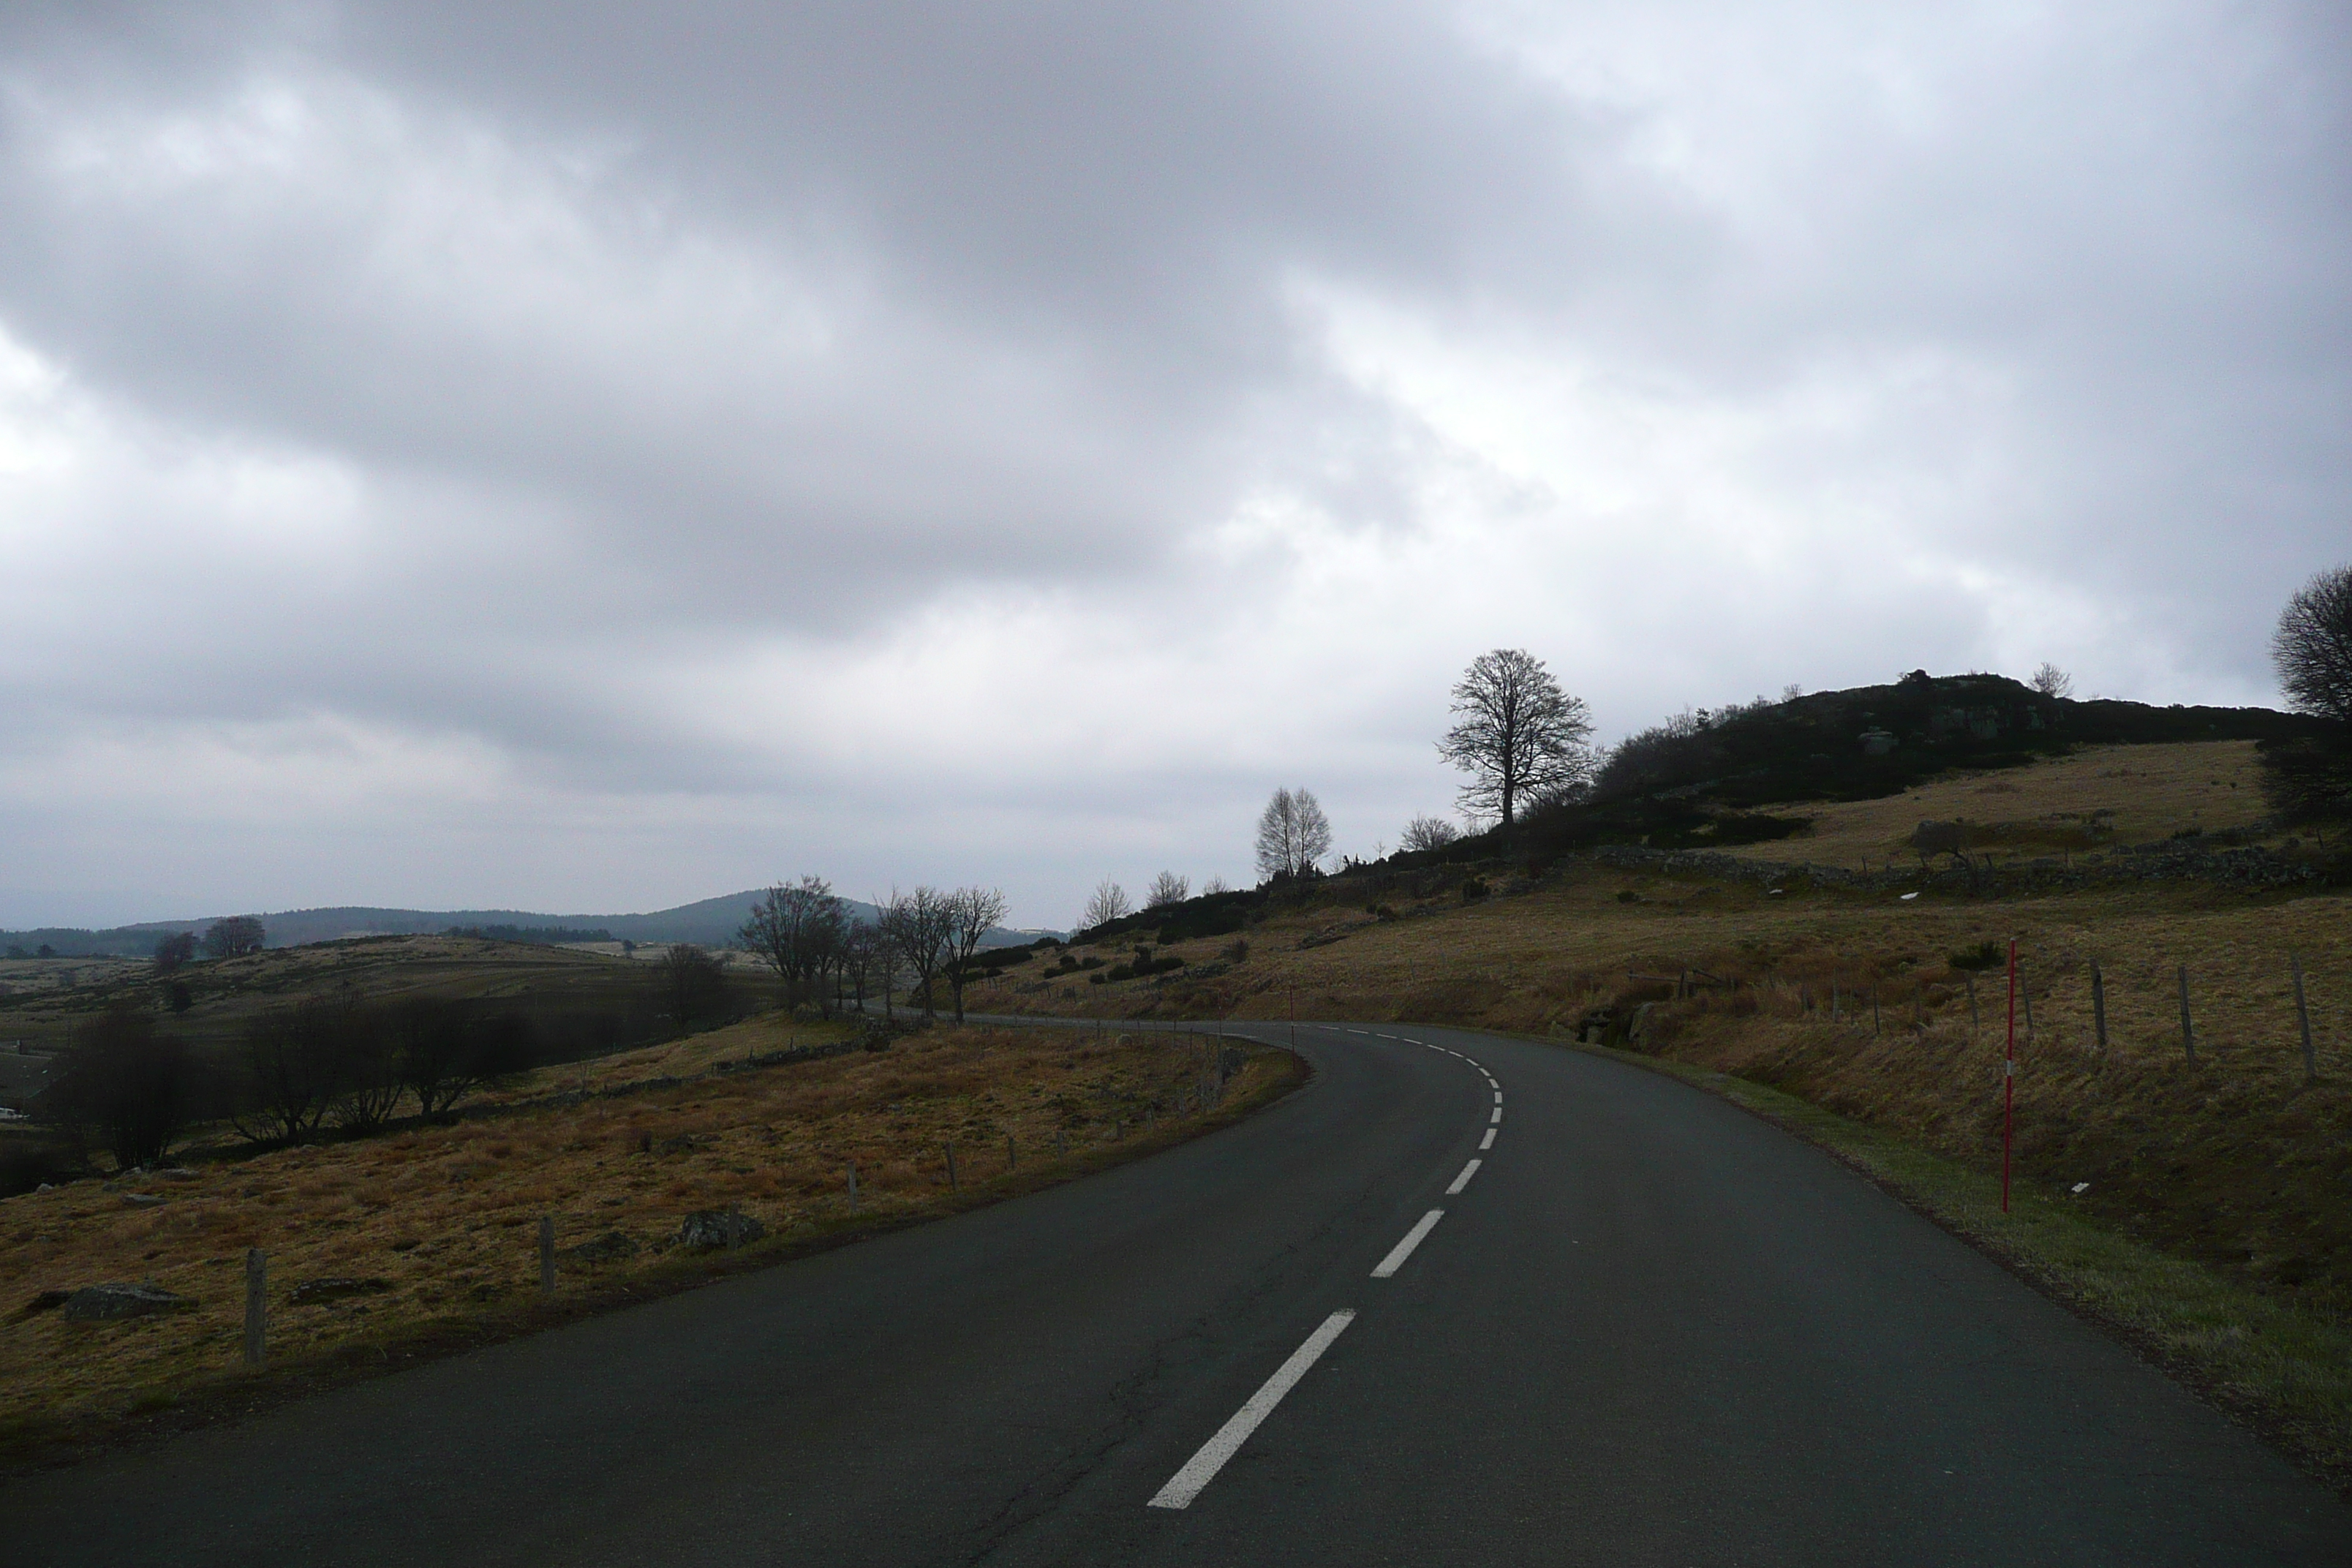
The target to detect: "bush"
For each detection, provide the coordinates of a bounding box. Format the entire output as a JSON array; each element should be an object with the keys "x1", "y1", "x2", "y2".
[
  {"x1": 1948, "y1": 941, "x2": 2005, "y2": 973},
  {"x1": 1460, "y1": 877, "x2": 1490, "y2": 902},
  {"x1": 1221, "y1": 937, "x2": 1250, "y2": 964}
]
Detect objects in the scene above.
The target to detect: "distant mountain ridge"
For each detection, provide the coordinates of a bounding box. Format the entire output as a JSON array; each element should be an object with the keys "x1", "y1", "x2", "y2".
[{"x1": 2, "y1": 889, "x2": 1053, "y2": 960}]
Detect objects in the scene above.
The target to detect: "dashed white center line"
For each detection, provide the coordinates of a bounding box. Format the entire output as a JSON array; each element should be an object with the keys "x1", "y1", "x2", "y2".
[
  {"x1": 1492, "y1": 1090, "x2": 1503, "y2": 1104},
  {"x1": 1445, "y1": 1158, "x2": 1482, "y2": 1195},
  {"x1": 1479, "y1": 1128, "x2": 1496, "y2": 1150},
  {"x1": 1490, "y1": 1107, "x2": 1502, "y2": 1124},
  {"x1": 1147, "y1": 1310, "x2": 1357, "y2": 1510},
  {"x1": 1371, "y1": 1209, "x2": 1446, "y2": 1278}
]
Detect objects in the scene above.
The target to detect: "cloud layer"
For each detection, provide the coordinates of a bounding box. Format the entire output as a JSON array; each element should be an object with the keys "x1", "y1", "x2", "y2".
[{"x1": 1, "y1": 1, "x2": 2345, "y2": 927}]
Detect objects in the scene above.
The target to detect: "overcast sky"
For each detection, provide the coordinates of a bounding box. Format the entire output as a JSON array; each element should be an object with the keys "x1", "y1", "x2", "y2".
[{"x1": 1, "y1": 1, "x2": 2345, "y2": 930}]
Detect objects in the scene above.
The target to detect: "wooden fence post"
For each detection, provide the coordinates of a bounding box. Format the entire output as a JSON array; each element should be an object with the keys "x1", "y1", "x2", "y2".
[
  {"x1": 946, "y1": 1139, "x2": 959, "y2": 1191},
  {"x1": 847, "y1": 1161, "x2": 859, "y2": 1210},
  {"x1": 539, "y1": 1215, "x2": 556, "y2": 1295},
  {"x1": 2291, "y1": 954, "x2": 2316, "y2": 1084},
  {"x1": 2177, "y1": 966, "x2": 2196, "y2": 1064},
  {"x1": 1871, "y1": 984, "x2": 1881, "y2": 1036},
  {"x1": 1006, "y1": 1133, "x2": 1017, "y2": 1170},
  {"x1": 244, "y1": 1248, "x2": 266, "y2": 1368},
  {"x1": 2019, "y1": 959, "x2": 2034, "y2": 1041},
  {"x1": 1965, "y1": 973, "x2": 1980, "y2": 1040},
  {"x1": 2092, "y1": 961, "x2": 2108, "y2": 1055}
]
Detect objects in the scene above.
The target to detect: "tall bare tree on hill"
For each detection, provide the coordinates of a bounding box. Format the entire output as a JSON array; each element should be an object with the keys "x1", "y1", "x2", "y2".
[
  {"x1": 1254, "y1": 788, "x2": 1331, "y2": 881},
  {"x1": 1436, "y1": 649, "x2": 1593, "y2": 837},
  {"x1": 1080, "y1": 878, "x2": 1131, "y2": 931},
  {"x1": 2263, "y1": 563, "x2": 2352, "y2": 821}
]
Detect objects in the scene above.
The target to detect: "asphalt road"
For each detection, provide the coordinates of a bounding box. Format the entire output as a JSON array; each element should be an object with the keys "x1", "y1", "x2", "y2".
[{"x1": 8, "y1": 1021, "x2": 2348, "y2": 1566}]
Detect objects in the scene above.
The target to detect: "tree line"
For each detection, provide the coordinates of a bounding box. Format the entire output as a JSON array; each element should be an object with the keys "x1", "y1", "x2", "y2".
[{"x1": 736, "y1": 876, "x2": 1009, "y2": 1026}]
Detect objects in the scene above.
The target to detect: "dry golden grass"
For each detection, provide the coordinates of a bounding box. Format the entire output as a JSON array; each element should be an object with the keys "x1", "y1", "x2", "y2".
[
  {"x1": 1, "y1": 1016, "x2": 1292, "y2": 1456},
  {"x1": 1716, "y1": 739, "x2": 2274, "y2": 864}
]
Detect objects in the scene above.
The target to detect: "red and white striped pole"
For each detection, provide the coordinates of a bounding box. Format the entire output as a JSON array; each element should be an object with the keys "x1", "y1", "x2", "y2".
[{"x1": 2002, "y1": 937, "x2": 2018, "y2": 1213}]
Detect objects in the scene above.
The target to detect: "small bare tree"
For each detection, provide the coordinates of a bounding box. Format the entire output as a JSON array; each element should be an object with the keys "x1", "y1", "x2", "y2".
[
  {"x1": 49, "y1": 1007, "x2": 191, "y2": 1170},
  {"x1": 1400, "y1": 814, "x2": 1459, "y2": 853},
  {"x1": 652, "y1": 943, "x2": 731, "y2": 1036},
  {"x1": 881, "y1": 887, "x2": 957, "y2": 1021},
  {"x1": 941, "y1": 886, "x2": 1010, "y2": 1024},
  {"x1": 1202, "y1": 875, "x2": 1231, "y2": 895},
  {"x1": 2029, "y1": 663, "x2": 2075, "y2": 699},
  {"x1": 1254, "y1": 788, "x2": 1333, "y2": 881},
  {"x1": 151, "y1": 931, "x2": 197, "y2": 974},
  {"x1": 1145, "y1": 871, "x2": 1190, "y2": 909},
  {"x1": 1437, "y1": 649, "x2": 1593, "y2": 836},
  {"x1": 1080, "y1": 878, "x2": 1131, "y2": 931}
]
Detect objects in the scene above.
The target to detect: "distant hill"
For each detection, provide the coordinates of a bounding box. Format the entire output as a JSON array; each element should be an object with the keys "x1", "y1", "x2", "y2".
[{"x1": 1, "y1": 889, "x2": 1054, "y2": 960}]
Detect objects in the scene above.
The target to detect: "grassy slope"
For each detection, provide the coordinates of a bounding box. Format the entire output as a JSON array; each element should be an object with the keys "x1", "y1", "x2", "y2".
[
  {"x1": 978, "y1": 738, "x2": 2351, "y2": 1487},
  {"x1": 3, "y1": 1016, "x2": 1299, "y2": 1465}
]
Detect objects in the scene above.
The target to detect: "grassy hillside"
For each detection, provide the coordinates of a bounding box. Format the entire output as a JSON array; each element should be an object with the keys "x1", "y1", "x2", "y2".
[
  {"x1": 979, "y1": 736, "x2": 2352, "y2": 1485},
  {"x1": 1, "y1": 1016, "x2": 1295, "y2": 1463}
]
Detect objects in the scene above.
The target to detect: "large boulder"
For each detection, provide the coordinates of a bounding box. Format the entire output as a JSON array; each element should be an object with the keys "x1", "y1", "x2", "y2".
[
  {"x1": 61, "y1": 1282, "x2": 197, "y2": 1322},
  {"x1": 674, "y1": 1209, "x2": 765, "y2": 1251}
]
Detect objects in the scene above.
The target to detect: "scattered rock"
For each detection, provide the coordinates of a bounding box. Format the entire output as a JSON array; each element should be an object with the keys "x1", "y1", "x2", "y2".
[
  {"x1": 674, "y1": 1209, "x2": 765, "y2": 1251},
  {"x1": 290, "y1": 1277, "x2": 393, "y2": 1305},
  {"x1": 151, "y1": 1168, "x2": 201, "y2": 1182},
  {"x1": 653, "y1": 1134, "x2": 707, "y2": 1156},
  {"x1": 562, "y1": 1230, "x2": 641, "y2": 1263},
  {"x1": 61, "y1": 1282, "x2": 197, "y2": 1322},
  {"x1": 122, "y1": 1194, "x2": 167, "y2": 1208},
  {"x1": 15, "y1": 1289, "x2": 70, "y2": 1319}
]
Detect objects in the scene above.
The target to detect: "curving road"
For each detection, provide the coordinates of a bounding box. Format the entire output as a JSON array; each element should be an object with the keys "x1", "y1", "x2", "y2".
[{"x1": 7, "y1": 1022, "x2": 2348, "y2": 1565}]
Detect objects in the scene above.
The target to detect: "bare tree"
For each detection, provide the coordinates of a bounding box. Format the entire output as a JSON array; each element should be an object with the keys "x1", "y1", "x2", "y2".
[
  {"x1": 652, "y1": 943, "x2": 732, "y2": 1036},
  {"x1": 151, "y1": 930, "x2": 197, "y2": 974},
  {"x1": 2029, "y1": 662, "x2": 2075, "y2": 699},
  {"x1": 840, "y1": 919, "x2": 888, "y2": 1017},
  {"x1": 941, "y1": 886, "x2": 1010, "y2": 1024},
  {"x1": 881, "y1": 887, "x2": 957, "y2": 1021},
  {"x1": 49, "y1": 1007, "x2": 191, "y2": 1170},
  {"x1": 328, "y1": 1006, "x2": 404, "y2": 1134},
  {"x1": 2274, "y1": 564, "x2": 2352, "y2": 721},
  {"x1": 2263, "y1": 564, "x2": 2352, "y2": 822},
  {"x1": 1080, "y1": 878, "x2": 1131, "y2": 931},
  {"x1": 201, "y1": 915, "x2": 265, "y2": 960},
  {"x1": 1400, "y1": 814, "x2": 1460, "y2": 854},
  {"x1": 1254, "y1": 787, "x2": 1333, "y2": 881},
  {"x1": 391, "y1": 998, "x2": 529, "y2": 1119},
  {"x1": 1202, "y1": 875, "x2": 1231, "y2": 895},
  {"x1": 738, "y1": 876, "x2": 846, "y2": 1012},
  {"x1": 232, "y1": 998, "x2": 347, "y2": 1145},
  {"x1": 1145, "y1": 871, "x2": 1190, "y2": 909},
  {"x1": 1436, "y1": 649, "x2": 1593, "y2": 835}
]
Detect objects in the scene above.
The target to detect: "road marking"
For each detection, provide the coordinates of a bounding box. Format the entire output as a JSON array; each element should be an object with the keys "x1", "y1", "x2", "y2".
[
  {"x1": 1492, "y1": 1090, "x2": 1503, "y2": 1104},
  {"x1": 1479, "y1": 1128, "x2": 1496, "y2": 1150},
  {"x1": 1490, "y1": 1107, "x2": 1501, "y2": 1124},
  {"x1": 1147, "y1": 1311, "x2": 1357, "y2": 1510},
  {"x1": 1371, "y1": 1209, "x2": 1445, "y2": 1278},
  {"x1": 1445, "y1": 1158, "x2": 1482, "y2": 1195}
]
